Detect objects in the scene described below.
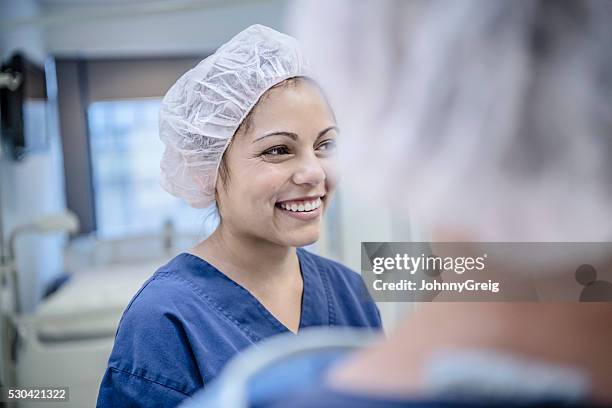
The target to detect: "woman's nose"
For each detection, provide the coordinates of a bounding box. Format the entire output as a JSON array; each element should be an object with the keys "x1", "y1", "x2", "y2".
[{"x1": 292, "y1": 153, "x2": 326, "y2": 186}]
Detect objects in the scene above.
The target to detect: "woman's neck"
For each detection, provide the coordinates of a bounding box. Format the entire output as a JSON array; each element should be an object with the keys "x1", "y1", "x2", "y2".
[{"x1": 190, "y1": 223, "x2": 299, "y2": 287}]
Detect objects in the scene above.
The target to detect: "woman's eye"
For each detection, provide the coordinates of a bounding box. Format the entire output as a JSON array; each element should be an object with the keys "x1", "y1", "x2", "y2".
[
  {"x1": 317, "y1": 139, "x2": 337, "y2": 152},
  {"x1": 262, "y1": 146, "x2": 290, "y2": 156}
]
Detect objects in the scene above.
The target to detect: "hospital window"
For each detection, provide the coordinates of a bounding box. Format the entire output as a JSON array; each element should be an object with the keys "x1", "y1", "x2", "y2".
[{"x1": 87, "y1": 99, "x2": 203, "y2": 238}]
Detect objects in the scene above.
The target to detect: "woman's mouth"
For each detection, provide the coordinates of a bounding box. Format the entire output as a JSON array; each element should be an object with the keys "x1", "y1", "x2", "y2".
[{"x1": 275, "y1": 196, "x2": 324, "y2": 220}]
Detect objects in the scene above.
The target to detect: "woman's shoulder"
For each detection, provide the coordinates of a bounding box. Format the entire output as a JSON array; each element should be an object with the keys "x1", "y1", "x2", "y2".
[
  {"x1": 107, "y1": 254, "x2": 211, "y2": 388},
  {"x1": 130, "y1": 254, "x2": 200, "y2": 301},
  {"x1": 116, "y1": 253, "x2": 214, "y2": 329}
]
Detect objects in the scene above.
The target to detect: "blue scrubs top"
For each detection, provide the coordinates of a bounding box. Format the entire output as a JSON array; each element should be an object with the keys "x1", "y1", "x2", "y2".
[{"x1": 97, "y1": 248, "x2": 382, "y2": 408}]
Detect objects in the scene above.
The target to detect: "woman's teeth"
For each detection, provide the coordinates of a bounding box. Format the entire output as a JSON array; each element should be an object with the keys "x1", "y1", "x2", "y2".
[{"x1": 278, "y1": 197, "x2": 322, "y2": 212}]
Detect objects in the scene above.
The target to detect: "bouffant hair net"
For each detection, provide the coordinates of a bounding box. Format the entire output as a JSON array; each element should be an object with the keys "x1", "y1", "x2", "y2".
[
  {"x1": 159, "y1": 24, "x2": 309, "y2": 209},
  {"x1": 292, "y1": 0, "x2": 612, "y2": 241}
]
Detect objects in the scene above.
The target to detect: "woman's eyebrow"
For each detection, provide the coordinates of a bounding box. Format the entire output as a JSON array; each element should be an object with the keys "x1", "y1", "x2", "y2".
[
  {"x1": 253, "y1": 126, "x2": 339, "y2": 143},
  {"x1": 253, "y1": 131, "x2": 298, "y2": 143},
  {"x1": 319, "y1": 125, "x2": 339, "y2": 137}
]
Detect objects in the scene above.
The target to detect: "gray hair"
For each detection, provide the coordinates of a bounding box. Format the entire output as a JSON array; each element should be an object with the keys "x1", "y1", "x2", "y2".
[{"x1": 294, "y1": 0, "x2": 612, "y2": 240}]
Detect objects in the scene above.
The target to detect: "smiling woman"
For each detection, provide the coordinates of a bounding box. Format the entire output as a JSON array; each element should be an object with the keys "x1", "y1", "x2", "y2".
[
  {"x1": 96, "y1": 25, "x2": 382, "y2": 408},
  {"x1": 215, "y1": 77, "x2": 338, "y2": 248}
]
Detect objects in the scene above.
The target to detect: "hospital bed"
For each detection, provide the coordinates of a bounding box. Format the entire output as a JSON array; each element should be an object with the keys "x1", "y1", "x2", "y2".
[{"x1": 11, "y1": 233, "x2": 199, "y2": 408}]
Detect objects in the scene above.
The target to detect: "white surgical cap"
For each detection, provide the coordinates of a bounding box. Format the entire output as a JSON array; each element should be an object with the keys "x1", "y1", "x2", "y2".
[
  {"x1": 159, "y1": 24, "x2": 309, "y2": 209},
  {"x1": 292, "y1": 0, "x2": 612, "y2": 241}
]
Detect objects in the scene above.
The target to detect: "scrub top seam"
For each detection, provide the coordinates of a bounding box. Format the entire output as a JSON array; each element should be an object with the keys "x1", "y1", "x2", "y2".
[
  {"x1": 250, "y1": 296, "x2": 292, "y2": 333},
  {"x1": 121, "y1": 274, "x2": 161, "y2": 317},
  {"x1": 297, "y1": 249, "x2": 313, "y2": 330},
  {"x1": 305, "y1": 251, "x2": 337, "y2": 326},
  {"x1": 155, "y1": 271, "x2": 262, "y2": 343},
  {"x1": 106, "y1": 366, "x2": 192, "y2": 397}
]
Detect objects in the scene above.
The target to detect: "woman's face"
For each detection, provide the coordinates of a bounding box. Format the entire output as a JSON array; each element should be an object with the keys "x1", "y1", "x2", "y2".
[{"x1": 216, "y1": 79, "x2": 338, "y2": 247}]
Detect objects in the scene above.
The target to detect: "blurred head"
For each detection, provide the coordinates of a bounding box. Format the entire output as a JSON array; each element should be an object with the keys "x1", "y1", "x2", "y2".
[
  {"x1": 215, "y1": 77, "x2": 338, "y2": 247},
  {"x1": 294, "y1": 0, "x2": 612, "y2": 241}
]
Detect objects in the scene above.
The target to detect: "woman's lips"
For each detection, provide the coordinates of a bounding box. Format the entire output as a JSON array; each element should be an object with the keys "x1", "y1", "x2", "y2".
[
  {"x1": 275, "y1": 196, "x2": 324, "y2": 221},
  {"x1": 276, "y1": 204, "x2": 322, "y2": 221}
]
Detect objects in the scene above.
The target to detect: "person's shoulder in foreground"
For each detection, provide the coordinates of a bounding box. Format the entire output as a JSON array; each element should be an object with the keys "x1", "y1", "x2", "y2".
[
  {"x1": 298, "y1": 247, "x2": 382, "y2": 329},
  {"x1": 97, "y1": 254, "x2": 215, "y2": 407}
]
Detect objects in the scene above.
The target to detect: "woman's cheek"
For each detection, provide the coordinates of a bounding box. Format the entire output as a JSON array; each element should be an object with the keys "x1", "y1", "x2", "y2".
[
  {"x1": 252, "y1": 168, "x2": 286, "y2": 200},
  {"x1": 322, "y1": 160, "x2": 339, "y2": 192}
]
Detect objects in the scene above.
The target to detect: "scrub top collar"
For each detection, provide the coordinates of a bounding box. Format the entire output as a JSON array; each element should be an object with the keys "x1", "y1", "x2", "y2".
[{"x1": 175, "y1": 248, "x2": 332, "y2": 342}]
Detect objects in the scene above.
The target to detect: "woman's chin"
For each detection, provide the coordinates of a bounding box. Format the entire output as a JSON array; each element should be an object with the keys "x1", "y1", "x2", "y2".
[{"x1": 280, "y1": 228, "x2": 320, "y2": 248}]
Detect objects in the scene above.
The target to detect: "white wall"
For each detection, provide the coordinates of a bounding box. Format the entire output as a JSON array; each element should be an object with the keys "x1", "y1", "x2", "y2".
[
  {"x1": 42, "y1": 0, "x2": 288, "y2": 57},
  {"x1": 0, "y1": 0, "x2": 46, "y2": 63}
]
